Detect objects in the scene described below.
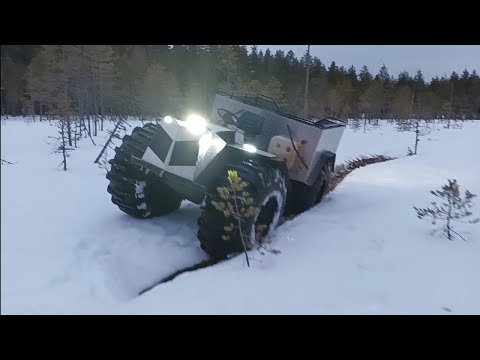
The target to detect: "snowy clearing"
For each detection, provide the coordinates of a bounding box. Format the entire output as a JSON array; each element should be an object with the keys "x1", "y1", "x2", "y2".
[{"x1": 1, "y1": 118, "x2": 479, "y2": 314}]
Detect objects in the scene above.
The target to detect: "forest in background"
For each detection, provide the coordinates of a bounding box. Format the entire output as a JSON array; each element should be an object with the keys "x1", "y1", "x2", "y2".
[{"x1": 1, "y1": 45, "x2": 479, "y2": 120}]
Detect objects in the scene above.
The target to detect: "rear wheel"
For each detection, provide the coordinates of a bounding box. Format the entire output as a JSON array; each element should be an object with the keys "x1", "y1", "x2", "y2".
[
  {"x1": 285, "y1": 162, "x2": 332, "y2": 216},
  {"x1": 106, "y1": 123, "x2": 183, "y2": 218},
  {"x1": 197, "y1": 161, "x2": 287, "y2": 260}
]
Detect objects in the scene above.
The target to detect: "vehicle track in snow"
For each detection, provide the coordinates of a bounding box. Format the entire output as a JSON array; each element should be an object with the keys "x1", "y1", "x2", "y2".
[
  {"x1": 137, "y1": 258, "x2": 221, "y2": 295},
  {"x1": 137, "y1": 154, "x2": 397, "y2": 296}
]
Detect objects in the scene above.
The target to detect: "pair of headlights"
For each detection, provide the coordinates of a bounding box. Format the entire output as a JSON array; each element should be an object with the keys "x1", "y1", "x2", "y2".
[
  {"x1": 163, "y1": 114, "x2": 207, "y2": 135},
  {"x1": 162, "y1": 114, "x2": 257, "y2": 153}
]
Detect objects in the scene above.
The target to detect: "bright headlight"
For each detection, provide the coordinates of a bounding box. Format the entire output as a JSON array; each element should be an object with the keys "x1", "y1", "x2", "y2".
[
  {"x1": 198, "y1": 132, "x2": 212, "y2": 158},
  {"x1": 185, "y1": 114, "x2": 207, "y2": 135},
  {"x1": 243, "y1": 144, "x2": 257, "y2": 153},
  {"x1": 164, "y1": 115, "x2": 174, "y2": 123},
  {"x1": 198, "y1": 132, "x2": 225, "y2": 160}
]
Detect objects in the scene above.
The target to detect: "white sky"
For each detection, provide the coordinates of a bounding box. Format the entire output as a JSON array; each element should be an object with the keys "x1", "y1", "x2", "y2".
[{"x1": 253, "y1": 45, "x2": 479, "y2": 80}]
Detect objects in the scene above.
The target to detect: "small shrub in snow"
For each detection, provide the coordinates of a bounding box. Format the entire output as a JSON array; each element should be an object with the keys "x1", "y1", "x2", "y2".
[
  {"x1": 414, "y1": 179, "x2": 480, "y2": 241},
  {"x1": 211, "y1": 170, "x2": 258, "y2": 266},
  {"x1": 1, "y1": 158, "x2": 16, "y2": 165},
  {"x1": 211, "y1": 170, "x2": 272, "y2": 267},
  {"x1": 49, "y1": 118, "x2": 75, "y2": 171},
  {"x1": 403, "y1": 120, "x2": 431, "y2": 156}
]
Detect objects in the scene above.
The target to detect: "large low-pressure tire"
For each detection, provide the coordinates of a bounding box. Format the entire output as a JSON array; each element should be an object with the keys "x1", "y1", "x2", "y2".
[
  {"x1": 106, "y1": 123, "x2": 183, "y2": 218},
  {"x1": 197, "y1": 160, "x2": 288, "y2": 260},
  {"x1": 285, "y1": 162, "x2": 332, "y2": 216}
]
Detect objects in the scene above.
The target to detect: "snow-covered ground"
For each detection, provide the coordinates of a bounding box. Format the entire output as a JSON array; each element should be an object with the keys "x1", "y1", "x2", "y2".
[{"x1": 1, "y1": 117, "x2": 479, "y2": 314}]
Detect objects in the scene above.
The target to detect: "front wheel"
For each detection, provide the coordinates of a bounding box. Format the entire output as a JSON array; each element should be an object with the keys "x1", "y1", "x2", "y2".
[
  {"x1": 197, "y1": 161, "x2": 288, "y2": 260},
  {"x1": 106, "y1": 123, "x2": 183, "y2": 218}
]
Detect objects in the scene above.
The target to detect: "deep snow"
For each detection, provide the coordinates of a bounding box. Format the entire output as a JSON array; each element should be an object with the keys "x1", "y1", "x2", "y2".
[{"x1": 1, "y1": 117, "x2": 479, "y2": 314}]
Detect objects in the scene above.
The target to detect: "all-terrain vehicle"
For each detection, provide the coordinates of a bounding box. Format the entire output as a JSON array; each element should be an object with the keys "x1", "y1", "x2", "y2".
[{"x1": 106, "y1": 90, "x2": 345, "y2": 259}]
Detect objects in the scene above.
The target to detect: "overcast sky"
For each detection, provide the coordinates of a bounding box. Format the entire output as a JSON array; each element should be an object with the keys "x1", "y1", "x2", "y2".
[{"x1": 254, "y1": 45, "x2": 479, "y2": 80}]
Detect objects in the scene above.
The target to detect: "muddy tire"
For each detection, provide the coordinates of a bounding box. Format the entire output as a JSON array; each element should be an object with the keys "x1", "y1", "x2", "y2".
[
  {"x1": 106, "y1": 123, "x2": 183, "y2": 218},
  {"x1": 285, "y1": 163, "x2": 332, "y2": 216},
  {"x1": 197, "y1": 160, "x2": 287, "y2": 260}
]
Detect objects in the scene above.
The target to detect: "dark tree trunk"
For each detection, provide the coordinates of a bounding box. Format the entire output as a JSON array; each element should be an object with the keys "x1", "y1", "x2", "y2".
[
  {"x1": 93, "y1": 90, "x2": 98, "y2": 136},
  {"x1": 414, "y1": 120, "x2": 420, "y2": 155},
  {"x1": 74, "y1": 117, "x2": 80, "y2": 148},
  {"x1": 67, "y1": 119, "x2": 73, "y2": 146},
  {"x1": 61, "y1": 120, "x2": 67, "y2": 171},
  {"x1": 81, "y1": 117, "x2": 87, "y2": 138},
  {"x1": 94, "y1": 117, "x2": 122, "y2": 164}
]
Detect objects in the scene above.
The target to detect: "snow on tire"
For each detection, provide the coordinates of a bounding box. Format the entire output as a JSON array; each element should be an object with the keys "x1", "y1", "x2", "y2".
[
  {"x1": 106, "y1": 123, "x2": 183, "y2": 218},
  {"x1": 197, "y1": 160, "x2": 287, "y2": 260}
]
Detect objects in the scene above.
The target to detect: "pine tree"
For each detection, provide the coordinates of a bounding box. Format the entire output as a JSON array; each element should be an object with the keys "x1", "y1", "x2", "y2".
[
  {"x1": 83, "y1": 45, "x2": 116, "y2": 130},
  {"x1": 308, "y1": 74, "x2": 329, "y2": 118},
  {"x1": 49, "y1": 93, "x2": 75, "y2": 171},
  {"x1": 359, "y1": 65, "x2": 373, "y2": 84},
  {"x1": 375, "y1": 65, "x2": 393, "y2": 118},
  {"x1": 23, "y1": 49, "x2": 53, "y2": 119},
  {"x1": 3, "y1": 45, "x2": 480, "y2": 121},
  {"x1": 414, "y1": 179, "x2": 480, "y2": 241},
  {"x1": 262, "y1": 48, "x2": 274, "y2": 81},
  {"x1": 347, "y1": 65, "x2": 358, "y2": 87},
  {"x1": 1, "y1": 56, "x2": 27, "y2": 115},
  {"x1": 142, "y1": 62, "x2": 184, "y2": 117},
  {"x1": 217, "y1": 45, "x2": 239, "y2": 90},
  {"x1": 237, "y1": 77, "x2": 285, "y2": 105},
  {"x1": 114, "y1": 45, "x2": 149, "y2": 117},
  {"x1": 55, "y1": 45, "x2": 81, "y2": 143},
  {"x1": 327, "y1": 85, "x2": 342, "y2": 117},
  {"x1": 359, "y1": 81, "x2": 383, "y2": 118},
  {"x1": 391, "y1": 85, "x2": 412, "y2": 120},
  {"x1": 248, "y1": 45, "x2": 259, "y2": 77}
]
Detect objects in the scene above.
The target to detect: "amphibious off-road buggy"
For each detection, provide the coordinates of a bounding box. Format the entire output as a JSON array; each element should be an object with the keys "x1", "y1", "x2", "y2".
[{"x1": 106, "y1": 91, "x2": 345, "y2": 259}]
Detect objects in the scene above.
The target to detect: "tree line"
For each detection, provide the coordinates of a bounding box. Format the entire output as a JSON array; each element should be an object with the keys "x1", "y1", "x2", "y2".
[{"x1": 1, "y1": 45, "x2": 479, "y2": 120}]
